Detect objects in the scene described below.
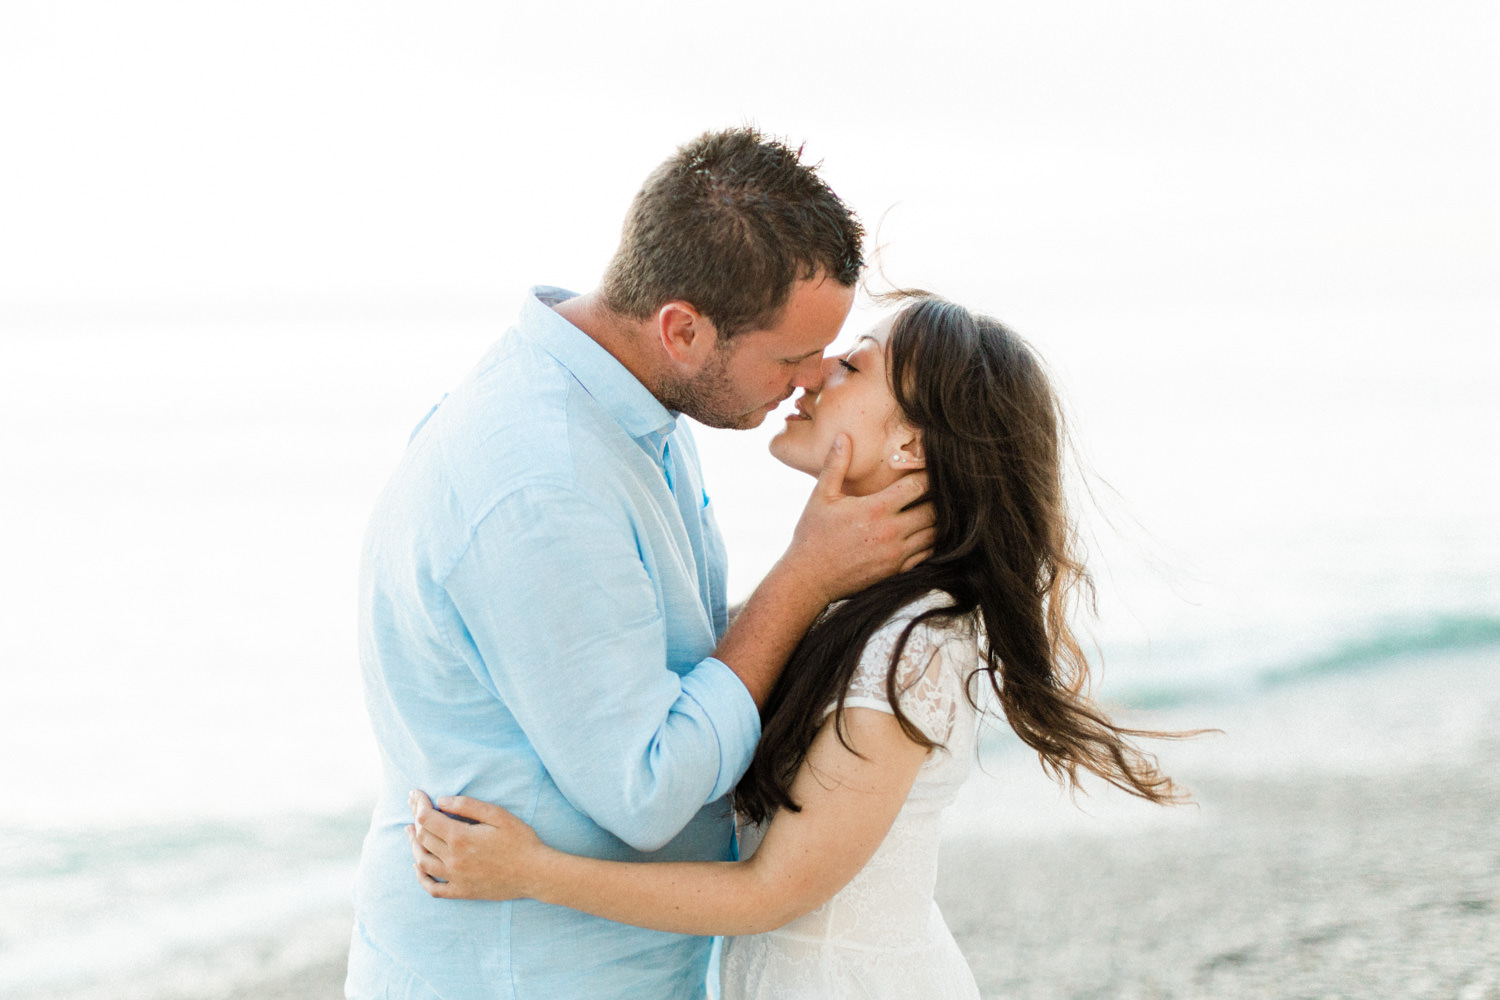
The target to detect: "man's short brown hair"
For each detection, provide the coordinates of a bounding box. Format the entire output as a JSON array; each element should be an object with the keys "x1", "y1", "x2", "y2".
[{"x1": 601, "y1": 128, "x2": 864, "y2": 339}]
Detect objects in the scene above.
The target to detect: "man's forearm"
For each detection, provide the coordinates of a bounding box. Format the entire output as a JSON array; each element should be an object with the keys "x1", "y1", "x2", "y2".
[
  {"x1": 711, "y1": 561, "x2": 828, "y2": 708},
  {"x1": 711, "y1": 436, "x2": 935, "y2": 709}
]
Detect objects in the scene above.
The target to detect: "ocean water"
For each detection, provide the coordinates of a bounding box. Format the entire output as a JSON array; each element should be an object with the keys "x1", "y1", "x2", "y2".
[{"x1": 1, "y1": 293, "x2": 1496, "y2": 995}]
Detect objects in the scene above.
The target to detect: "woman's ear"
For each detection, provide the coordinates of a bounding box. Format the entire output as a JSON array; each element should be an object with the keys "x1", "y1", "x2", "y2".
[{"x1": 886, "y1": 428, "x2": 925, "y2": 470}]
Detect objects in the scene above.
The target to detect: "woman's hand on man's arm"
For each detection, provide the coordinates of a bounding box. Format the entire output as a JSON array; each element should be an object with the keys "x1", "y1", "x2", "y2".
[{"x1": 406, "y1": 695, "x2": 932, "y2": 937}]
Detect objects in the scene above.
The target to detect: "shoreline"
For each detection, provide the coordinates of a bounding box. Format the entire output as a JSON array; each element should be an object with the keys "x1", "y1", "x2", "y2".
[{"x1": 14, "y1": 648, "x2": 1498, "y2": 1000}]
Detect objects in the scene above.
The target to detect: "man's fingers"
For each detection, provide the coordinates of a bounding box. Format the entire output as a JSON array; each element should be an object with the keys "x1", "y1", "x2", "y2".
[
  {"x1": 877, "y1": 469, "x2": 930, "y2": 509},
  {"x1": 868, "y1": 474, "x2": 935, "y2": 537},
  {"x1": 899, "y1": 543, "x2": 936, "y2": 573},
  {"x1": 813, "y1": 434, "x2": 852, "y2": 499},
  {"x1": 892, "y1": 499, "x2": 936, "y2": 537},
  {"x1": 902, "y1": 525, "x2": 938, "y2": 556}
]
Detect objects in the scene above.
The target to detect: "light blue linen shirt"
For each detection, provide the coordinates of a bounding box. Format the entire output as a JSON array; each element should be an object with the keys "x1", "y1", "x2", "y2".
[{"x1": 347, "y1": 286, "x2": 760, "y2": 1000}]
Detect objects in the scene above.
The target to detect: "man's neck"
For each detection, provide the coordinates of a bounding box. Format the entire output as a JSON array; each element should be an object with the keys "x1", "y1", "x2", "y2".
[{"x1": 552, "y1": 291, "x2": 661, "y2": 393}]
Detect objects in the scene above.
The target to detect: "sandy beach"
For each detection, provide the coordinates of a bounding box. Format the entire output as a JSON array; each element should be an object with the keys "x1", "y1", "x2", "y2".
[
  {"x1": 939, "y1": 765, "x2": 1499, "y2": 999},
  {"x1": 938, "y1": 646, "x2": 1500, "y2": 999},
  {"x1": 19, "y1": 648, "x2": 1496, "y2": 1000}
]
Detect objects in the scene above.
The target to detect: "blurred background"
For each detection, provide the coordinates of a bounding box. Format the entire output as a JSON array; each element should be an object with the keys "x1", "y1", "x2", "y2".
[{"x1": 2, "y1": 1, "x2": 1496, "y2": 997}]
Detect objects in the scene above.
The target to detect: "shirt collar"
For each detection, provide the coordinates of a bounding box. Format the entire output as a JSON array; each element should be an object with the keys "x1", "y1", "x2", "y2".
[{"x1": 519, "y1": 286, "x2": 678, "y2": 441}]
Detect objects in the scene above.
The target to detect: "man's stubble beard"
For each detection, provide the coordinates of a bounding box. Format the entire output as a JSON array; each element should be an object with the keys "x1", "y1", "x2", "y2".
[{"x1": 656, "y1": 341, "x2": 766, "y2": 431}]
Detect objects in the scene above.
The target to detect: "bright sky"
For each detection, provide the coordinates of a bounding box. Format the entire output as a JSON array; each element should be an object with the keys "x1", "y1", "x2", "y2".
[
  {"x1": 2, "y1": 0, "x2": 1496, "y2": 832},
  {"x1": 3, "y1": 0, "x2": 1496, "y2": 314}
]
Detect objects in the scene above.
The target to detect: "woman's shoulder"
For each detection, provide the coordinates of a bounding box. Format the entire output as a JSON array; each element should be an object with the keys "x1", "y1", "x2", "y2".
[
  {"x1": 870, "y1": 590, "x2": 978, "y2": 647},
  {"x1": 840, "y1": 590, "x2": 977, "y2": 743},
  {"x1": 856, "y1": 590, "x2": 979, "y2": 689}
]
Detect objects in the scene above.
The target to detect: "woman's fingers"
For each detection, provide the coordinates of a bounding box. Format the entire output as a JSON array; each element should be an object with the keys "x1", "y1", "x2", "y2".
[
  {"x1": 415, "y1": 862, "x2": 457, "y2": 898},
  {"x1": 407, "y1": 825, "x2": 458, "y2": 898},
  {"x1": 406, "y1": 824, "x2": 445, "y2": 870},
  {"x1": 409, "y1": 789, "x2": 457, "y2": 849},
  {"x1": 434, "y1": 794, "x2": 515, "y2": 827},
  {"x1": 407, "y1": 789, "x2": 541, "y2": 901}
]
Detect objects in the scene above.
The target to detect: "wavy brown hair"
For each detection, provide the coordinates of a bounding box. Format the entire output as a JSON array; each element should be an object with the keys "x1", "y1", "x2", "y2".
[{"x1": 734, "y1": 295, "x2": 1193, "y2": 824}]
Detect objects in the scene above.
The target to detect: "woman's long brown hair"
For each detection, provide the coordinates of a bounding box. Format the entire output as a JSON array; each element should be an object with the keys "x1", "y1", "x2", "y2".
[{"x1": 734, "y1": 296, "x2": 1192, "y2": 824}]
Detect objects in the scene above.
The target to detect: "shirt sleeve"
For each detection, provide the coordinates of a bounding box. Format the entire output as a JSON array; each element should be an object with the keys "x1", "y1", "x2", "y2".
[{"x1": 442, "y1": 482, "x2": 760, "y2": 852}]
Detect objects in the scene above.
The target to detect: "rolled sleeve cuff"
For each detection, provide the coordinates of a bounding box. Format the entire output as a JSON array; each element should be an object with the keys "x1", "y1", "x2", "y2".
[{"x1": 679, "y1": 657, "x2": 761, "y2": 802}]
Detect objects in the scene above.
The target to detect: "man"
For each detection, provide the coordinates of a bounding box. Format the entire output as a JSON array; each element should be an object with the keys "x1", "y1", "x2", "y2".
[{"x1": 347, "y1": 128, "x2": 934, "y2": 999}]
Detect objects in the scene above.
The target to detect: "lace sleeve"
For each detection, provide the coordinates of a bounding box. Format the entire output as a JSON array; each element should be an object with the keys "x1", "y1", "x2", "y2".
[{"x1": 830, "y1": 611, "x2": 962, "y2": 746}]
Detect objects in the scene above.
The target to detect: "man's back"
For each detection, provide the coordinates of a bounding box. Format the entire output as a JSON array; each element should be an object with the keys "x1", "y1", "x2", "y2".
[{"x1": 347, "y1": 288, "x2": 759, "y2": 999}]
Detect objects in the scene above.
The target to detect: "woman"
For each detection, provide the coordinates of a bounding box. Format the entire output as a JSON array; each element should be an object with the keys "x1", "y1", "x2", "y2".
[{"x1": 408, "y1": 295, "x2": 1189, "y2": 998}]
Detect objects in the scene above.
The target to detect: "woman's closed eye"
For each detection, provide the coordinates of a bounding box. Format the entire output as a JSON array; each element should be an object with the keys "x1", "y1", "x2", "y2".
[{"x1": 838, "y1": 358, "x2": 859, "y2": 373}]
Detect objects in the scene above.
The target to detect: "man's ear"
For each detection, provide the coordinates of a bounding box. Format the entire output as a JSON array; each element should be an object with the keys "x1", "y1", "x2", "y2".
[
  {"x1": 886, "y1": 428, "x2": 926, "y2": 470},
  {"x1": 655, "y1": 301, "x2": 719, "y2": 368}
]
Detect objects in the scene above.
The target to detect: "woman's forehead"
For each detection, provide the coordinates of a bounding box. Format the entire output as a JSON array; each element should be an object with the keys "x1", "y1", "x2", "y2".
[{"x1": 851, "y1": 314, "x2": 896, "y2": 352}]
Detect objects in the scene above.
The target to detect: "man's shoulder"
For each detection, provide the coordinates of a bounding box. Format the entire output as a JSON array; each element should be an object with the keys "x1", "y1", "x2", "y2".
[
  {"x1": 457, "y1": 332, "x2": 576, "y2": 435},
  {"x1": 367, "y1": 321, "x2": 668, "y2": 570},
  {"x1": 424, "y1": 337, "x2": 650, "y2": 506},
  {"x1": 403, "y1": 339, "x2": 555, "y2": 475}
]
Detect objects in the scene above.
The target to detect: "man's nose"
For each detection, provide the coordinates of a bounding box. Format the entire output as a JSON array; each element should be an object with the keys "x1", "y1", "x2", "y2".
[{"x1": 794, "y1": 355, "x2": 832, "y2": 391}]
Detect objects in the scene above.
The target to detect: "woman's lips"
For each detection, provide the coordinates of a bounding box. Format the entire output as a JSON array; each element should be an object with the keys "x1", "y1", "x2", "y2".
[{"x1": 780, "y1": 392, "x2": 814, "y2": 422}]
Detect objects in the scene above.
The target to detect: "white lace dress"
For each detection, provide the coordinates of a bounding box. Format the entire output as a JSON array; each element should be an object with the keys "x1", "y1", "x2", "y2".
[{"x1": 721, "y1": 593, "x2": 983, "y2": 1000}]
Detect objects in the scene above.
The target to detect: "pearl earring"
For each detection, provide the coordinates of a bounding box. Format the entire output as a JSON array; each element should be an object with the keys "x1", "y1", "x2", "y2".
[{"x1": 892, "y1": 453, "x2": 903, "y2": 463}]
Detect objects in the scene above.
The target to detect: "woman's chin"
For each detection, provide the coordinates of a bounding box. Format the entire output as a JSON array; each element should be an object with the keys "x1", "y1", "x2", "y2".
[{"x1": 767, "y1": 436, "x2": 819, "y2": 479}]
